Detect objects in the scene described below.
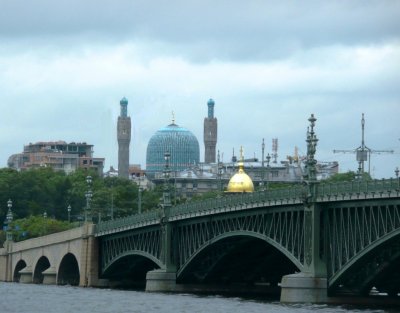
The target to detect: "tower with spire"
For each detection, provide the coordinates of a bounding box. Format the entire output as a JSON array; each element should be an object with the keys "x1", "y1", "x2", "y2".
[
  {"x1": 203, "y1": 98, "x2": 218, "y2": 163},
  {"x1": 117, "y1": 97, "x2": 131, "y2": 178}
]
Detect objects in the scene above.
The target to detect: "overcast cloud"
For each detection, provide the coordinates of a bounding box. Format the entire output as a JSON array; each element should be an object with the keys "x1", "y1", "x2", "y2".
[{"x1": 0, "y1": 0, "x2": 399, "y2": 178}]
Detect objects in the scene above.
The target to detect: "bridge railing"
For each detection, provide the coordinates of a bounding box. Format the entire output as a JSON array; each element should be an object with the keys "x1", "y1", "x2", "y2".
[
  {"x1": 317, "y1": 178, "x2": 400, "y2": 200},
  {"x1": 96, "y1": 210, "x2": 160, "y2": 234},
  {"x1": 170, "y1": 186, "x2": 304, "y2": 217},
  {"x1": 95, "y1": 179, "x2": 399, "y2": 234}
]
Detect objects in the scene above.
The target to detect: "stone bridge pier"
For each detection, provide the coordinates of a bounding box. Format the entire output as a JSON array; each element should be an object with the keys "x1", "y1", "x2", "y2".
[{"x1": 0, "y1": 224, "x2": 105, "y2": 288}]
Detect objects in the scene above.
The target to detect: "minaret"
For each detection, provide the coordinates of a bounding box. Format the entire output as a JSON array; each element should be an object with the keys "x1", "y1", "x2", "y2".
[
  {"x1": 117, "y1": 97, "x2": 131, "y2": 178},
  {"x1": 203, "y1": 98, "x2": 218, "y2": 163}
]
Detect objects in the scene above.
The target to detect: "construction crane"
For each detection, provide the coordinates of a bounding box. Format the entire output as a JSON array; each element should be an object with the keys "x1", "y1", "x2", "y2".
[{"x1": 333, "y1": 113, "x2": 394, "y2": 176}]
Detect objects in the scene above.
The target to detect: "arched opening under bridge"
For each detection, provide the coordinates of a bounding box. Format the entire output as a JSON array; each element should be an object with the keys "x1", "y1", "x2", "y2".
[
  {"x1": 102, "y1": 253, "x2": 161, "y2": 290},
  {"x1": 13, "y1": 260, "x2": 27, "y2": 282},
  {"x1": 331, "y1": 235, "x2": 400, "y2": 298},
  {"x1": 33, "y1": 256, "x2": 50, "y2": 284},
  {"x1": 177, "y1": 235, "x2": 299, "y2": 297},
  {"x1": 58, "y1": 253, "x2": 80, "y2": 286}
]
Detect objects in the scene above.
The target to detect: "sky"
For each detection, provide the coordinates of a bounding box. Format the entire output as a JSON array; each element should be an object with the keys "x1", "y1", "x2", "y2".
[{"x1": 0, "y1": 0, "x2": 399, "y2": 178}]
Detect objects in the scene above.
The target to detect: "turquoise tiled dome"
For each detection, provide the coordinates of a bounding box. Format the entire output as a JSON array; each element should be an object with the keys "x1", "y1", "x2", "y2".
[{"x1": 146, "y1": 123, "x2": 200, "y2": 174}]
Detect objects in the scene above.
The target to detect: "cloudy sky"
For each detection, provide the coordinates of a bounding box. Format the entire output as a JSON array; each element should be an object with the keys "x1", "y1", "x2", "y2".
[{"x1": 0, "y1": 0, "x2": 399, "y2": 178}]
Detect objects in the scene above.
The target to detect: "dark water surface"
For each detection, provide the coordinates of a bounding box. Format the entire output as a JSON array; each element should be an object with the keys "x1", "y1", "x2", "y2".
[{"x1": 1, "y1": 282, "x2": 398, "y2": 313}]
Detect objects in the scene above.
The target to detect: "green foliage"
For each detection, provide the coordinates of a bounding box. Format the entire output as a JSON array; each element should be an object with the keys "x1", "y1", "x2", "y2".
[
  {"x1": 254, "y1": 182, "x2": 299, "y2": 191},
  {"x1": 0, "y1": 168, "x2": 163, "y2": 236},
  {"x1": 0, "y1": 215, "x2": 73, "y2": 245},
  {"x1": 15, "y1": 216, "x2": 72, "y2": 241},
  {"x1": 189, "y1": 190, "x2": 224, "y2": 202},
  {"x1": 322, "y1": 171, "x2": 372, "y2": 183}
]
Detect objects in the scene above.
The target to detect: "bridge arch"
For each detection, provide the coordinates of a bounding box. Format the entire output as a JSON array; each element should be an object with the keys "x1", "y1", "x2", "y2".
[
  {"x1": 57, "y1": 253, "x2": 80, "y2": 286},
  {"x1": 13, "y1": 259, "x2": 27, "y2": 282},
  {"x1": 177, "y1": 231, "x2": 301, "y2": 285},
  {"x1": 102, "y1": 250, "x2": 162, "y2": 288},
  {"x1": 33, "y1": 256, "x2": 50, "y2": 284},
  {"x1": 329, "y1": 229, "x2": 400, "y2": 295}
]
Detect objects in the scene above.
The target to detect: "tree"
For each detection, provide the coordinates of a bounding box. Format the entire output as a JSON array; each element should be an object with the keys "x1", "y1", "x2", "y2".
[
  {"x1": 323, "y1": 171, "x2": 372, "y2": 183},
  {"x1": 0, "y1": 215, "x2": 73, "y2": 246}
]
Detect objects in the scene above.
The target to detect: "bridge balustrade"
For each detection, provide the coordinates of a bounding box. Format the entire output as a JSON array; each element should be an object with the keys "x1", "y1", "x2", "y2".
[
  {"x1": 95, "y1": 179, "x2": 399, "y2": 236},
  {"x1": 170, "y1": 186, "x2": 304, "y2": 219},
  {"x1": 95, "y1": 210, "x2": 159, "y2": 235},
  {"x1": 317, "y1": 179, "x2": 400, "y2": 201}
]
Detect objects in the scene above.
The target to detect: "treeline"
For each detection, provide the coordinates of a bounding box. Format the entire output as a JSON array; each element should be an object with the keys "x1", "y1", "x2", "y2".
[{"x1": 0, "y1": 167, "x2": 162, "y2": 224}]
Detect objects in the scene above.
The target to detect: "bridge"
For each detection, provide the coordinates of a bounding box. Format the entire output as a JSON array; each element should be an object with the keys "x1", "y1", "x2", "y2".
[
  {"x1": 0, "y1": 224, "x2": 103, "y2": 287},
  {"x1": 1, "y1": 115, "x2": 400, "y2": 303},
  {"x1": 94, "y1": 178, "x2": 400, "y2": 302}
]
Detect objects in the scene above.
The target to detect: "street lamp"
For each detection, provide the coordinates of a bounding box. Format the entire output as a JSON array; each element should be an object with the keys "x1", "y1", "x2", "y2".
[
  {"x1": 266, "y1": 153, "x2": 271, "y2": 190},
  {"x1": 109, "y1": 178, "x2": 115, "y2": 220},
  {"x1": 217, "y1": 150, "x2": 223, "y2": 192},
  {"x1": 395, "y1": 167, "x2": 399, "y2": 188},
  {"x1": 138, "y1": 185, "x2": 142, "y2": 214},
  {"x1": 163, "y1": 152, "x2": 171, "y2": 210},
  {"x1": 85, "y1": 175, "x2": 93, "y2": 223},
  {"x1": 5, "y1": 199, "x2": 13, "y2": 241},
  {"x1": 67, "y1": 205, "x2": 71, "y2": 222},
  {"x1": 261, "y1": 138, "x2": 265, "y2": 189}
]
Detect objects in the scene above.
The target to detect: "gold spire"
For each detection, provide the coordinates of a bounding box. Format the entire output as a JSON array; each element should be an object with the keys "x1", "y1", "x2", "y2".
[
  {"x1": 172, "y1": 111, "x2": 175, "y2": 124},
  {"x1": 237, "y1": 146, "x2": 245, "y2": 172},
  {"x1": 226, "y1": 146, "x2": 254, "y2": 193}
]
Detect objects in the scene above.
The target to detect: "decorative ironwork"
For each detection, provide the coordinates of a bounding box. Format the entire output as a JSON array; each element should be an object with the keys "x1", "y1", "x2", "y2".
[
  {"x1": 304, "y1": 114, "x2": 318, "y2": 183},
  {"x1": 326, "y1": 200, "x2": 400, "y2": 287},
  {"x1": 95, "y1": 174, "x2": 400, "y2": 292},
  {"x1": 174, "y1": 206, "x2": 305, "y2": 276},
  {"x1": 100, "y1": 226, "x2": 162, "y2": 273},
  {"x1": 96, "y1": 179, "x2": 399, "y2": 236},
  {"x1": 317, "y1": 179, "x2": 400, "y2": 201},
  {"x1": 95, "y1": 210, "x2": 160, "y2": 235}
]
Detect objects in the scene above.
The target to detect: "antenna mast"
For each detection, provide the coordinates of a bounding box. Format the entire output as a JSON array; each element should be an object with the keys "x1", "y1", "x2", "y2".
[{"x1": 333, "y1": 113, "x2": 394, "y2": 177}]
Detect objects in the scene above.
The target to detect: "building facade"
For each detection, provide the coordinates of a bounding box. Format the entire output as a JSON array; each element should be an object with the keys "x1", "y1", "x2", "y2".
[
  {"x1": 203, "y1": 98, "x2": 217, "y2": 163},
  {"x1": 8, "y1": 141, "x2": 105, "y2": 175},
  {"x1": 151, "y1": 159, "x2": 339, "y2": 199},
  {"x1": 117, "y1": 97, "x2": 131, "y2": 179}
]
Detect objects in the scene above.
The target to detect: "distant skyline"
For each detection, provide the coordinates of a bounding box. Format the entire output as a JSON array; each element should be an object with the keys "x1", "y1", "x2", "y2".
[{"x1": 0, "y1": 1, "x2": 399, "y2": 178}]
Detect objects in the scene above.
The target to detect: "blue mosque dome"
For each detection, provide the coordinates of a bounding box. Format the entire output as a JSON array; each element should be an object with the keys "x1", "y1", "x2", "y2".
[{"x1": 146, "y1": 122, "x2": 200, "y2": 174}]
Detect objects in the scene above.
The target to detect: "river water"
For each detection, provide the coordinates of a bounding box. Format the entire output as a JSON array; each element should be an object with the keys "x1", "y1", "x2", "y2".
[{"x1": 1, "y1": 283, "x2": 398, "y2": 313}]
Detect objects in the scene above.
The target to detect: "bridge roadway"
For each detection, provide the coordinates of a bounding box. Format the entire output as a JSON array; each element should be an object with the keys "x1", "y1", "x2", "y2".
[{"x1": 1, "y1": 179, "x2": 400, "y2": 303}]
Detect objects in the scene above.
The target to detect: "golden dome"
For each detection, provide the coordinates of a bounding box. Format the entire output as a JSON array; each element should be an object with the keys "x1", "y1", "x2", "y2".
[{"x1": 226, "y1": 148, "x2": 254, "y2": 193}]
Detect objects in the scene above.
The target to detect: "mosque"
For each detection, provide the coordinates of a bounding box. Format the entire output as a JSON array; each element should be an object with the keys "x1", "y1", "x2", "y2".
[
  {"x1": 145, "y1": 115, "x2": 200, "y2": 176},
  {"x1": 116, "y1": 97, "x2": 338, "y2": 198}
]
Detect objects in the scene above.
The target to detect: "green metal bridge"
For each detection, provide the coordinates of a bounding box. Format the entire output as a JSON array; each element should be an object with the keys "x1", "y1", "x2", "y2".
[
  {"x1": 95, "y1": 179, "x2": 400, "y2": 298},
  {"x1": 94, "y1": 115, "x2": 400, "y2": 301}
]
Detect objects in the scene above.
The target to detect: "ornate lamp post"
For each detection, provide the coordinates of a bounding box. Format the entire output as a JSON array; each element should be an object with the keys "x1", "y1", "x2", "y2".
[
  {"x1": 217, "y1": 150, "x2": 223, "y2": 191},
  {"x1": 110, "y1": 178, "x2": 115, "y2": 220},
  {"x1": 67, "y1": 205, "x2": 71, "y2": 222},
  {"x1": 266, "y1": 153, "x2": 271, "y2": 190},
  {"x1": 163, "y1": 152, "x2": 171, "y2": 210},
  {"x1": 85, "y1": 175, "x2": 93, "y2": 223},
  {"x1": 261, "y1": 138, "x2": 265, "y2": 189},
  {"x1": 138, "y1": 185, "x2": 142, "y2": 214},
  {"x1": 395, "y1": 167, "x2": 399, "y2": 188},
  {"x1": 303, "y1": 114, "x2": 324, "y2": 274},
  {"x1": 5, "y1": 199, "x2": 13, "y2": 241},
  {"x1": 280, "y1": 114, "x2": 327, "y2": 303},
  {"x1": 304, "y1": 114, "x2": 318, "y2": 183},
  {"x1": 159, "y1": 152, "x2": 174, "y2": 270}
]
